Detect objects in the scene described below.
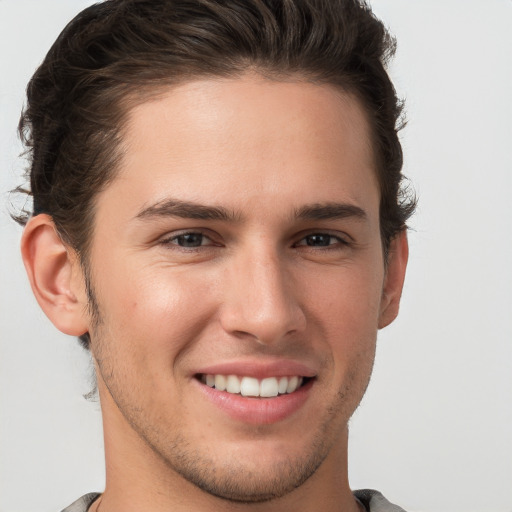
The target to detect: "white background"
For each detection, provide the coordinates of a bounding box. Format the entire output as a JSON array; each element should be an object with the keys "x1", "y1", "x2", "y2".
[{"x1": 1, "y1": 1, "x2": 511, "y2": 511}]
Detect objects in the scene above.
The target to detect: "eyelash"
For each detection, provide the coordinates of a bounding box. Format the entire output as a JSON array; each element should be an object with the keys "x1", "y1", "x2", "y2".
[
  {"x1": 159, "y1": 231, "x2": 217, "y2": 250},
  {"x1": 159, "y1": 230, "x2": 351, "y2": 251},
  {"x1": 293, "y1": 233, "x2": 350, "y2": 249}
]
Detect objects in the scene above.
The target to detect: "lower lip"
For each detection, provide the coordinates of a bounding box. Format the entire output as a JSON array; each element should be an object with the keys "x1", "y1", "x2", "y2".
[{"x1": 196, "y1": 379, "x2": 313, "y2": 425}]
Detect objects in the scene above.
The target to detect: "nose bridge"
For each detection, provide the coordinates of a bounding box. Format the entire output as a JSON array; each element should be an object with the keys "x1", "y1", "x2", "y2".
[{"x1": 220, "y1": 242, "x2": 305, "y2": 343}]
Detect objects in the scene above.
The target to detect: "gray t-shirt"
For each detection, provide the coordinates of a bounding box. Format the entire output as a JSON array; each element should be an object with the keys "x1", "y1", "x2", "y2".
[{"x1": 61, "y1": 489, "x2": 407, "y2": 512}]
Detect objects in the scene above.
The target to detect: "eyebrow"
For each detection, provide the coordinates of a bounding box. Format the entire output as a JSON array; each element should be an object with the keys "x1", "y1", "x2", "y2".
[
  {"x1": 295, "y1": 202, "x2": 367, "y2": 221},
  {"x1": 135, "y1": 198, "x2": 239, "y2": 222},
  {"x1": 135, "y1": 198, "x2": 367, "y2": 223}
]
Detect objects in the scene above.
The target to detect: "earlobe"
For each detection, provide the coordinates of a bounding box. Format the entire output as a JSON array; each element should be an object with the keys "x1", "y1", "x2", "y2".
[
  {"x1": 378, "y1": 231, "x2": 409, "y2": 329},
  {"x1": 21, "y1": 214, "x2": 89, "y2": 336}
]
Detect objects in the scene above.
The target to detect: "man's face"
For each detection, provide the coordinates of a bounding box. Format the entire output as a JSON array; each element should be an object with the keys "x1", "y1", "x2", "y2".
[{"x1": 83, "y1": 74, "x2": 402, "y2": 502}]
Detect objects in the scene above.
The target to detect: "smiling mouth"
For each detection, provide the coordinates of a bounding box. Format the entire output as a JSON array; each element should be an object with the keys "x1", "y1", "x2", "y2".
[{"x1": 197, "y1": 374, "x2": 311, "y2": 398}]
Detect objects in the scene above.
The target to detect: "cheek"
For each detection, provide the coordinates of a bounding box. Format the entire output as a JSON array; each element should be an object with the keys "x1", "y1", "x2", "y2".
[
  {"x1": 93, "y1": 260, "x2": 220, "y2": 364},
  {"x1": 306, "y1": 262, "x2": 384, "y2": 332},
  {"x1": 304, "y1": 261, "x2": 382, "y2": 378}
]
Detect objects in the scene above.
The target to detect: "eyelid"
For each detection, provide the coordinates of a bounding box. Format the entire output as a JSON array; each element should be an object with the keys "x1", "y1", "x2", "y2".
[
  {"x1": 293, "y1": 230, "x2": 352, "y2": 247},
  {"x1": 155, "y1": 228, "x2": 352, "y2": 249},
  {"x1": 159, "y1": 229, "x2": 219, "y2": 247}
]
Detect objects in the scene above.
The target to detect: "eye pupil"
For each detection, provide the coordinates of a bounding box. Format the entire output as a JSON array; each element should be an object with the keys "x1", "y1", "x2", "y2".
[
  {"x1": 306, "y1": 234, "x2": 331, "y2": 246},
  {"x1": 177, "y1": 233, "x2": 203, "y2": 247}
]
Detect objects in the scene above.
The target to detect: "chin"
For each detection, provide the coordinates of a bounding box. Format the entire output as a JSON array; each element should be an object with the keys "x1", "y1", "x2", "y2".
[
  {"x1": 151, "y1": 416, "x2": 342, "y2": 504},
  {"x1": 172, "y1": 448, "x2": 326, "y2": 503}
]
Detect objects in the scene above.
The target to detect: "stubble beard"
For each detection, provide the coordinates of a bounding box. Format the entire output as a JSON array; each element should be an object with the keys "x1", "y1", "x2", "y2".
[
  {"x1": 87, "y1": 277, "x2": 374, "y2": 504},
  {"x1": 95, "y1": 343, "x2": 371, "y2": 505},
  {"x1": 104, "y1": 372, "x2": 355, "y2": 504},
  {"x1": 148, "y1": 396, "x2": 346, "y2": 504}
]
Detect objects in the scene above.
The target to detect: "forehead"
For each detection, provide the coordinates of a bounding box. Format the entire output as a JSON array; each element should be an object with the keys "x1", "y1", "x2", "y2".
[{"x1": 97, "y1": 74, "x2": 379, "y2": 226}]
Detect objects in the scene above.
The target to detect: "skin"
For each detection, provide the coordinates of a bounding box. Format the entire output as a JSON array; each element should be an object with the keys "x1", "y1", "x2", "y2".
[{"x1": 21, "y1": 74, "x2": 408, "y2": 512}]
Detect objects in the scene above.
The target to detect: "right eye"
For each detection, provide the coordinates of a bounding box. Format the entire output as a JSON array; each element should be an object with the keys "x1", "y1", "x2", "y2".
[{"x1": 160, "y1": 231, "x2": 214, "y2": 249}]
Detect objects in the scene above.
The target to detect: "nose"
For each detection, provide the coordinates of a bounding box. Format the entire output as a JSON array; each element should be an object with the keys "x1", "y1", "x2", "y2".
[{"x1": 219, "y1": 247, "x2": 306, "y2": 345}]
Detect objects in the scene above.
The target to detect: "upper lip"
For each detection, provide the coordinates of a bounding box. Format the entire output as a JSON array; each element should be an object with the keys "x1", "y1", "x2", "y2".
[{"x1": 194, "y1": 359, "x2": 317, "y2": 379}]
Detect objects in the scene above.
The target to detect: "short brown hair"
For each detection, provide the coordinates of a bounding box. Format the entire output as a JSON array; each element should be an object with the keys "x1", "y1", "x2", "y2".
[{"x1": 14, "y1": 0, "x2": 415, "y2": 346}]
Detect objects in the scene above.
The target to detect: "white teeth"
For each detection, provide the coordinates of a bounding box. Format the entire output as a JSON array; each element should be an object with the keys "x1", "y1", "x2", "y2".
[
  {"x1": 226, "y1": 375, "x2": 241, "y2": 394},
  {"x1": 260, "y1": 377, "x2": 279, "y2": 397},
  {"x1": 240, "y1": 376, "x2": 260, "y2": 397},
  {"x1": 203, "y1": 374, "x2": 306, "y2": 397},
  {"x1": 277, "y1": 377, "x2": 288, "y2": 395},
  {"x1": 214, "y1": 374, "x2": 226, "y2": 391},
  {"x1": 286, "y1": 376, "x2": 299, "y2": 393},
  {"x1": 278, "y1": 376, "x2": 288, "y2": 394}
]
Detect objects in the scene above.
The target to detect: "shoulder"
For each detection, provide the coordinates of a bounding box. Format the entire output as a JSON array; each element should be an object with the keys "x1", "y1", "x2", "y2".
[
  {"x1": 354, "y1": 489, "x2": 408, "y2": 512},
  {"x1": 60, "y1": 493, "x2": 101, "y2": 512}
]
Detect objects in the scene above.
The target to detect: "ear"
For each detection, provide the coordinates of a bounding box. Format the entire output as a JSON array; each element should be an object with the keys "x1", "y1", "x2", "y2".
[
  {"x1": 21, "y1": 214, "x2": 89, "y2": 336},
  {"x1": 378, "y1": 231, "x2": 409, "y2": 329}
]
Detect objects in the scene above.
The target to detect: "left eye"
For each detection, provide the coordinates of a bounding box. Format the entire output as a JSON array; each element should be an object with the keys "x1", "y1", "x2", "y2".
[
  {"x1": 296, "y1": 234, "x2": 345, "y2": 247},
  {"x1": 165, "y1": 232, "x2": 212, "y2": 248}
]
